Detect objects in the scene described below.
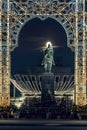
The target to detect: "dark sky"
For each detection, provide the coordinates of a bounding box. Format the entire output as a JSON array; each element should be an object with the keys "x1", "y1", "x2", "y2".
[{"x1": 11, "y1": 18, "x2": 74, "y2": 74}]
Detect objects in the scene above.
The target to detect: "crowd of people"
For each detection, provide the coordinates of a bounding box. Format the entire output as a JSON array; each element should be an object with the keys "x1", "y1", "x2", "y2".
[
  {"x1": 0, "y1": 97, "x2": 87, "y2": 120},
  {"x1": 0, "y1": 105, "x2": 18, "y2": 119}
]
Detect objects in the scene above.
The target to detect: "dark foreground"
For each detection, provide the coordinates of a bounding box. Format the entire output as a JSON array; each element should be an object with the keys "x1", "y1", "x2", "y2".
[{"x1": 0, "y1": 120, "x2": 87, "y2": 130}]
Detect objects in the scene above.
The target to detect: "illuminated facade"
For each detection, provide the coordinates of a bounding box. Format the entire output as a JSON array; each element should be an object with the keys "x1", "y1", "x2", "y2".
[{"x1": 0, "y1": 0, "x2": 87, "y2": 106}]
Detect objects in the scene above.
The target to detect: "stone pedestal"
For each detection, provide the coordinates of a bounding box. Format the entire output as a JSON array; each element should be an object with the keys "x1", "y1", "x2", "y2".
[{"x1": 41, "y1": 73, "x2": 55, "y2": 104}]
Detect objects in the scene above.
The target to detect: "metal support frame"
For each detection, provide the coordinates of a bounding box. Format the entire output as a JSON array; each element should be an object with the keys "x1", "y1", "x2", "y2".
[
  {"x1": 0, "y1": 0, "x2": 2, "y2": 106},
  {"x1": 75, "y1": 0, "x2": 86, "y2": 106},
  {"x1": 1, "y1": 0, "x2": 11, "y2": 106}
]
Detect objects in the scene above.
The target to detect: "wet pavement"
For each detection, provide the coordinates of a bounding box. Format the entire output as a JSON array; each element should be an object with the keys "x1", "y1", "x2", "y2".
[{"x1": 0, "y1": 120, "x2": 87, "y2": 130}]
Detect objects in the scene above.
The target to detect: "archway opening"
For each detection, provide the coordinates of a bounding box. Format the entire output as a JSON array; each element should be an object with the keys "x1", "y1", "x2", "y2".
[{"x1": 11, "y1": 17, "x2": 74, "y2": 75}]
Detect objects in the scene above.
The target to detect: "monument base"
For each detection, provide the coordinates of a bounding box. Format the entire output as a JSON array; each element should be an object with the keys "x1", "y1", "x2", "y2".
[{"x1": 41, "y1": 72, "x2": 55, "y2": 106}]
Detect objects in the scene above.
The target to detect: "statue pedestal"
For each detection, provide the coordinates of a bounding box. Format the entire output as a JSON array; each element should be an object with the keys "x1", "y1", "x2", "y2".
[{"x1": 41, "y1": 72, "x2": 55, "y2": 105}]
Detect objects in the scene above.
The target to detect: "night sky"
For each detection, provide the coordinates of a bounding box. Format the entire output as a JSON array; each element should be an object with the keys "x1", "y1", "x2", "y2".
[{"x1": 11, "y1": 18, "x2": 74, "y2": 75}]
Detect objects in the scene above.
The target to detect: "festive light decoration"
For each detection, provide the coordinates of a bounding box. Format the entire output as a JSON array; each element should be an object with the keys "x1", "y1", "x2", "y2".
[{"x1": 0, "y1": 0, "x2": 86, "y2": 106}]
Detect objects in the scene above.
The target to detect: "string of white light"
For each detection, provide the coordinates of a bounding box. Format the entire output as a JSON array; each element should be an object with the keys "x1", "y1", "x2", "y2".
[{"x1": 12, "y1": 74, "x2": 74, "y2": 95}]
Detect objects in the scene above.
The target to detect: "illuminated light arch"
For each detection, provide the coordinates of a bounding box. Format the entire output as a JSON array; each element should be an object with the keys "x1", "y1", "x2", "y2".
[
  {"x1": 0, "y1": 0, "x2": 86, "y2": 106},
  {"x1": 11, "y1": 16, "x2": 74, "y2": 51}
]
